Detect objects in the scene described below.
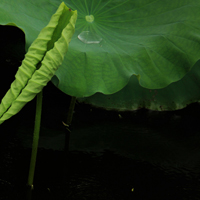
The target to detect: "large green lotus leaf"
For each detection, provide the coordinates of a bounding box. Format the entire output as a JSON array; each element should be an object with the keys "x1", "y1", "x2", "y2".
[
  {"x1": 1, "y1": 0, "x2": 200, "y2": 97},
  {"x1": 78, "y1": 60, "x2": 200, "y2": 111}
]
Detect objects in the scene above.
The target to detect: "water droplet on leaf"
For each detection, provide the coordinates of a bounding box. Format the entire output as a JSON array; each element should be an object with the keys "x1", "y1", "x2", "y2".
[{"x1": 78, "y1": 31, "x2": 102, "y2": 44}]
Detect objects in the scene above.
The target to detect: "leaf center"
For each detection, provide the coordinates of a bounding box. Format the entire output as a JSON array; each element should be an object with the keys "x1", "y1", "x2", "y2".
[{"x1": 85, "y1": 15, "x2": 94, "y2": 23}]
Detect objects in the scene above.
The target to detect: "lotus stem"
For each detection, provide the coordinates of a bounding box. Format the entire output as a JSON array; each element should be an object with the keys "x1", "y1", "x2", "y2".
[
  {"x1": 27, "y1": 91, "x2": 43, "y2": 194},
  {"x1": 62, "y1": 96, "x2": 76, "y2": 152},
  {"x1": 66, "y1": 96, "x2": 76, "y2": 125}
]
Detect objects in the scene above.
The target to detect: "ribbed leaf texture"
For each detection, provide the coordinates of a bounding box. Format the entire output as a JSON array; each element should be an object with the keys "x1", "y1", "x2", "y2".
[{"x1": 0, "y1": 2, "x2": 77, "y2": 124}]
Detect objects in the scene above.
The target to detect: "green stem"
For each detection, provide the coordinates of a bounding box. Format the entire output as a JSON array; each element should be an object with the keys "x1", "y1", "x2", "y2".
[
  {"x1": 62, "y1": 96, "x2": 76, "y2": 151},
  {"x1": 66, "y1": 96, "x2": 76, "y2": 125},
  {"x1": 27, "y1": 91, "x2": 43, "y2": 187}
]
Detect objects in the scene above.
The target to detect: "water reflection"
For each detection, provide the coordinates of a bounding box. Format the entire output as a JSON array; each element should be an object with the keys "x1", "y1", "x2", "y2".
[
  {"x1": 12, "y1": 102, "x2": 200, "y2": 199},
  {"x1": 70, "y1": 105, "x2": 200, "y2": 178}
]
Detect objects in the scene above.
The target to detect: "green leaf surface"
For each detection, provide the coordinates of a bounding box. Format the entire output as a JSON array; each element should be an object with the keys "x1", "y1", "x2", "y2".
[
  {"x1": 79, "y1": 60, "x2": 200, "y2": 111},
  {"x1": 0, "y1": 2, "x2": 77, "y2": 124},
  {"x1": 1, "y1": 0, "x2": 200, "y2": 98}
]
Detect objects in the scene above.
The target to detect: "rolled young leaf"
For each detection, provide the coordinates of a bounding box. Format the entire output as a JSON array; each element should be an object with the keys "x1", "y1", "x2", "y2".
[{"x1": 0, "y1": 2, "x2": 77, "y2": 124}]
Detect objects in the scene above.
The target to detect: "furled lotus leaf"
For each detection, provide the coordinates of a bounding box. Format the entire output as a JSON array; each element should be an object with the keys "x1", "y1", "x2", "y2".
[{"x1": 0, "y1": 2, "x2": 77, "y2": 124}]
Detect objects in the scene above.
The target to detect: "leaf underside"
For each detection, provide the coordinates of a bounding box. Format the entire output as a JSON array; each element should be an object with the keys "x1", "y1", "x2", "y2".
[{"x1": 79, "y1": 60, "x2": 200, "y2": 111}]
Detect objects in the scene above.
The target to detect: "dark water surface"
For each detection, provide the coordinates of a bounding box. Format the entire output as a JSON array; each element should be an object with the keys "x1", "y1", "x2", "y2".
[{"x1": 0, "y1": 100, "x2": 200, "y2": 200}]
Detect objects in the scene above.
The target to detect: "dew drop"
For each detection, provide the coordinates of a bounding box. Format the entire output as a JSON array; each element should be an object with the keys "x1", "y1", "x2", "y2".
[{"x1": 78, "y1": 31, "x2": 102, "y2": 44}]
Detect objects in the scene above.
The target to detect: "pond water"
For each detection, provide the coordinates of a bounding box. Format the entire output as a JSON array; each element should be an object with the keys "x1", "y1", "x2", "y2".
[{"x1": 0, "y1": 96, "x2": 200, "y2": 200}]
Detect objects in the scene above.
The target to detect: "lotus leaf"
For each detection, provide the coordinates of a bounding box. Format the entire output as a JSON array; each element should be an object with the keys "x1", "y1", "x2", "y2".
[
  {"x1": 0, "y1": 0, "x2": 200, "y2": 98},
  {"x1": 79, "y1": 60, "x2": 200, "y2": 111},
  {"x1": 0, "y1": 2, "x2": 77, "y2": 124}
]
